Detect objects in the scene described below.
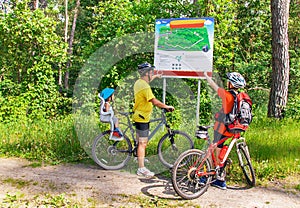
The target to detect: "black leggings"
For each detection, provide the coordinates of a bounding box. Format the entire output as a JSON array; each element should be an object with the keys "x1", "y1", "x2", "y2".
[{"x1": 214, "y1": 131, "x2": 227, "y2": 148}]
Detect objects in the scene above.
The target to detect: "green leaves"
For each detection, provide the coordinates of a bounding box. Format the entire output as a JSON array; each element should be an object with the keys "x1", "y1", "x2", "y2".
[
  {"x1": 0, "y1": 0, "x2": 299, "y2": 121},
  {"x1": 0, "y1": 1, "x2": 68, "y2": 121}
]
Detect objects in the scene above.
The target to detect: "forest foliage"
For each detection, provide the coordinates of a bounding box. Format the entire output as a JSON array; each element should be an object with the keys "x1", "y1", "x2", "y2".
[{"x1": 0, "y1": 0, "x2": 299, "y2": 123}]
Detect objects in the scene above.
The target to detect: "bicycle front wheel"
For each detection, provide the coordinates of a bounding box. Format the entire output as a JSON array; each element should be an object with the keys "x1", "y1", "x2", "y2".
[
  {"x1": 157, "y1": 130, "x2": 194, "y2": 168},
  {"x1": 172, "y1": 149, "x2": 212, "y2": 200},
  {"x1": 92, "y1": 131, "x2": 132, "y2": 170},
  {"x1": 237, "y1": 143, "x2": 256, "y2": 186}
]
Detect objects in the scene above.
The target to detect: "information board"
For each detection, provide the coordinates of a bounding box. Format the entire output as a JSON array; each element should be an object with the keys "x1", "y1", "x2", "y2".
[{"x1": 154, "y1": 17, "x2": 214, "y2": 78}]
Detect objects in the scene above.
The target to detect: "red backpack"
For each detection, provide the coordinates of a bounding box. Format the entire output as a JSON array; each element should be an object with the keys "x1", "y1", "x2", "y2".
[{"x1": 224, "y1": 91, "x2": 253, "y2": 133}]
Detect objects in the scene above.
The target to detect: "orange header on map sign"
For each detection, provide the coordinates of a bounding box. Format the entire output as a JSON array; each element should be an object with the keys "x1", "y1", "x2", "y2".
[{"x1": 170, "y1": 19, "x2": 205, "y2": 29}]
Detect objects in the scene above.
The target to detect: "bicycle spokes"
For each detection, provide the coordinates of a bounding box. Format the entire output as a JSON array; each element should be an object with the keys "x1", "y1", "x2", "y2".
[
  {"x1": 158, "y1": 130, "x2": 193, "y2": 168},
  {"x1": 172, "y1": 149, "x2": 212, "y2": 200},
  {"x1": 92, "y1": 132, "x2": 132, "y2": 170}
]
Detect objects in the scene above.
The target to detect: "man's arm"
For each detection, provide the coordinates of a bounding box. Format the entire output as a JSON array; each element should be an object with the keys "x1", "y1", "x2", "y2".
[
  {"x1": 149, "y1": 74, "x2": 162, "y2": 82},
  {"x1": 150, "y1": 98, "x2": 174, "y2": 111},
  {"x1": 204, "y1": 72, "x2": 219, "y2": 92}
]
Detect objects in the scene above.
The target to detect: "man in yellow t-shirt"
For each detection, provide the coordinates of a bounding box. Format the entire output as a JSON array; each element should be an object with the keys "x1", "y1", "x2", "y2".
[{"x1": 133, "y1": 62, "x2": 174, "y2": 178}]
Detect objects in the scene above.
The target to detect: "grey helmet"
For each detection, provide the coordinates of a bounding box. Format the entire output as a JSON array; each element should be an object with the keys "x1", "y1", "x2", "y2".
[
  {"x1": 226, "y1": 72, "x2": 246, "y2": 88},
  {"x1": 137, "y1": 62, "x2": 155, "y2": 76}
]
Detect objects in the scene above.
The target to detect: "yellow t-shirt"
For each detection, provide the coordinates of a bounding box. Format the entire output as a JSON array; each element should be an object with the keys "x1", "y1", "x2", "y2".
[{"x1": 133, "y1": 79, "x2": 155, "y2": 123}]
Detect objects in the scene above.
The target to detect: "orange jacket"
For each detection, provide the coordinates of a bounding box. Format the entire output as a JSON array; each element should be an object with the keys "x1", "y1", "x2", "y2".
[{"x1": 214, "y1": 88, "x2": 235, "y2": 137}]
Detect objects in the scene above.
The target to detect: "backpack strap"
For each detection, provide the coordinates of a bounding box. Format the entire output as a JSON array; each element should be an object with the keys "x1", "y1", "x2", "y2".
[
  {"x1": 228, "y1": 90, "x2": 237, "y2": 100},
  {"x1": 228, "y1": 90, "x2": 238, "y2": 113}
]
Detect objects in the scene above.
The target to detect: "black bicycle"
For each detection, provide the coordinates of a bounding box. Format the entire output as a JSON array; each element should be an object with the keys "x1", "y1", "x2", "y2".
[{"x1": 92, "y1": 108, "x2": 194, "y2": 170}]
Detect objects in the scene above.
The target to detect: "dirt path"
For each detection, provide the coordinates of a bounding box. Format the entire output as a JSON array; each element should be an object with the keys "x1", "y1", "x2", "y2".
[{"x1": 0, "y1": 158, "x2": 299, "y2": 207}]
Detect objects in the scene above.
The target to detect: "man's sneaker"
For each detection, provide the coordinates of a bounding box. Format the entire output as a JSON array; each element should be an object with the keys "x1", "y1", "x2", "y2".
[
  {"x1": 199, "y1": 177, "x2": 208, "y2": 186},
  {"x1": 137, "y1": 167, "x2": 155, "y2": 178},
  {"x1": 211, "y1": 179, "x2": 227, "y2": 190}
]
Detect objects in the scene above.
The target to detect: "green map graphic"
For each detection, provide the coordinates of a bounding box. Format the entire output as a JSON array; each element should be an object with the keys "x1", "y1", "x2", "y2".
[{"x1": 157, "y1": 26, "x2": 210, "y2": 51}]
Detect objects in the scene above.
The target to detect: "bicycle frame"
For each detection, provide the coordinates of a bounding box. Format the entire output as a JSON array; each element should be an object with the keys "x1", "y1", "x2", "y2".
[
  {"x1": 171, "y1": 126, "x2": 255, "y2": 200},
  {"x1": 148, "y1": 111, "x2": 173, "y2": 140},
  {"x1": 120, "y1": 109, "x2": 171, "y2": 141},
  {"x1": 196, "y1": 133, "x2": 242, "y2": 177},
  {"x1": 119, "y1": 109, "x2": 173, "y2": 147},
  {"x1": 93, "y1": 107, "x2": 194, "y2": 170}
]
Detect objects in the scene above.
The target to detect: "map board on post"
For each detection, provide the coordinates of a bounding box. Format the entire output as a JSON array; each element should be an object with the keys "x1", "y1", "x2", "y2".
[{"x1": 154, "y1": 17, "x2": 214, "y2": 78}]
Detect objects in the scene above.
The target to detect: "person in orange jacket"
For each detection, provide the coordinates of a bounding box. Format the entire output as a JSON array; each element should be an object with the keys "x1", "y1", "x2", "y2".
[{"x1": 204, "y1": 71, "x2": 246, "y2": 189}]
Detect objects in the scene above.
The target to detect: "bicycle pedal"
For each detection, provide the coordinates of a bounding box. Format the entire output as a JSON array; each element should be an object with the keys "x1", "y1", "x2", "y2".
[
  {"x1": 216, "y1": 174, "x2": 226, "y2": 181},
  {"x1": 226, "y1": 158, "x2": 233, "y2": 165}
]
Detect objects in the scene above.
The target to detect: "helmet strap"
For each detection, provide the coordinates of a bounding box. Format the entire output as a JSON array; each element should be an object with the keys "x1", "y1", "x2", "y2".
[{"x1": 148, "y1": 72, "x2": 151, "y2": 83}]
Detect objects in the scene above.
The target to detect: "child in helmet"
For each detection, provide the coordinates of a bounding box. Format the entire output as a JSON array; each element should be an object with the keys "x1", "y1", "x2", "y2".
[
  {"x1": 204, "y1": 71, "x2": 246, "y2": 190},
  {"x1": 100, "y1": 88, "x2": 123, "y2": 138}
]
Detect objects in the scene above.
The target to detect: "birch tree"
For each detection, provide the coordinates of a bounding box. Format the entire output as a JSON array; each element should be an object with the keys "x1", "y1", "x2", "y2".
[{"x1": 64, "y1": 0, "x2": 80, "y2": 89}]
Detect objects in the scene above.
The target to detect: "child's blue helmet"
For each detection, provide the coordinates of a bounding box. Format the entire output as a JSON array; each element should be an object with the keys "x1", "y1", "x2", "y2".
[{"x1": 100, "y1": 88, "x2": 114, "y2": 100}]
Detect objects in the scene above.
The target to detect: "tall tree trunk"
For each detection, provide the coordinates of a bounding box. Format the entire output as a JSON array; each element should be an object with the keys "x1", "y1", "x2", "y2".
[
  {"x1": 64, "y1": 0, "x2": 80, "y2": 89},
  {"x1": 268, "y1": 0, "x2": 290, "y2": 118}
]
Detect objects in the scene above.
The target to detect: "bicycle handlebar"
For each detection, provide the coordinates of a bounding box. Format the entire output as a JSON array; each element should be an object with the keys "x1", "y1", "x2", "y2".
[{"x1": 162, "y1": 108, "x2": 174, "y2": 113}]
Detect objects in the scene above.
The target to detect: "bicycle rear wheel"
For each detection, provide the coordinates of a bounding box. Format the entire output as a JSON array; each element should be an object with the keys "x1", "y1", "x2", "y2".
[
  {"x1": 92, "y1": 130, "x2": 132, "y2": 170},
  {"x1": 172, "y1": 149, "x2": 212, "y2": 200},
  {"x1": 237, "y1": 143, "x2": 256, "y2": 186},
  {"x1": 157, "y1": 130, "x2": 193, "y2": 168}
]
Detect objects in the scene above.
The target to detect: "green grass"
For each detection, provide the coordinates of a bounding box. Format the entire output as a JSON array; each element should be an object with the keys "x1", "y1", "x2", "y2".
[
  {"x1": 3, "y1": 178, "x2": 33, "y2": 189},
  {"x1": 0, "y1": 112, "x2": 299, "y2": 183},
  {"x1": 0, "y1": 115, "x2": 88, "y2": 165},
  {"x1": 245, "y1": 117, "x2": 300, "y2": 180},
  {"x1": 2, "y1": 192, "x2": 83, "y2": 207}
]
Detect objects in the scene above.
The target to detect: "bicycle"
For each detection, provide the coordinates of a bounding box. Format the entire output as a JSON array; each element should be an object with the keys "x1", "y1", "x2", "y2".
[
  {"x1": 92, "y1": 96, "x2": 194, "y2": 170},
  {"x1": 171, "y1": 125, "x2": 255, "y2": 200}
]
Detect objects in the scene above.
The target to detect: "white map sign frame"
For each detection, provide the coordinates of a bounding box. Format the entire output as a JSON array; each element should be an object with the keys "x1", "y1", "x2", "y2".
[{"x1": 154, "y1": 17, "x2": 214, "y2": 79}]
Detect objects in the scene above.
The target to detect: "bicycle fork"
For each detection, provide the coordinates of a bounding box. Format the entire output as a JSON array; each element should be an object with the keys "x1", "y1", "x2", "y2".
[
  {"x1": 167, "y1": 127, "x2": 178, "y2": 151},
  {"x1": 236, "y1": 137, "x2": 250, "y2": 167}
]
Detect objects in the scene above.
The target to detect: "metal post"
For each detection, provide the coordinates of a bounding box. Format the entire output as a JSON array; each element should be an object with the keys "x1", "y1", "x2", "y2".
[
  {"x1": 163, "y1": 78, "x2": 166, "y2": 104},
  {"x1": 196, "y1": 79, "x2": 201, "y2": 126}
]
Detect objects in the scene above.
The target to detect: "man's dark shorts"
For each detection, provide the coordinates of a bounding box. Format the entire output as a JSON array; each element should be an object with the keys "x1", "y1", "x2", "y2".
[{"x1": 135, "y1": 122, "x2": 150, "y2": 137}]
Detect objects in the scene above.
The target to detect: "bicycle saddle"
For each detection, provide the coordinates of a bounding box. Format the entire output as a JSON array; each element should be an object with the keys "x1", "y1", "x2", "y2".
[{"x1": 197, "y1": 125, "x2": 210, "y2": 131}]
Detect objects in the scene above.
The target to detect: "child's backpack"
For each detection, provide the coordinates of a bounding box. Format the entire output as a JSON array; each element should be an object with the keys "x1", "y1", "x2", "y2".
[{"x1": 224, "y1": 91, "x2": 253, "y2": 133}]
